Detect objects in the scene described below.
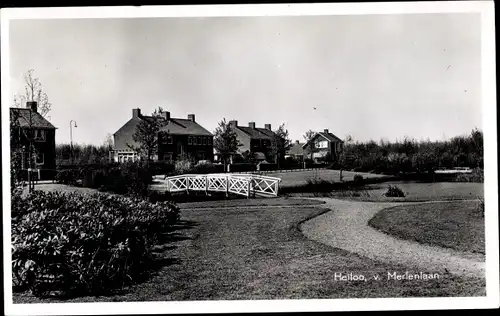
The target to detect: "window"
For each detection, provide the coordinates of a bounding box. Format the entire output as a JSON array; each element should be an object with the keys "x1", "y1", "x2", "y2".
[
  {"x1": 197, "y1": 137, "x2": 201, "y2": 145},
  {"x1": 188, "y1": 136, "x2": 192, "y2": 145},
  {"x1": 34, "y1": 129, "x2": 46, "y2": 142},
  {"x1": 35, "y1": 153, "x2": 44, "y2": 165},
  {"x1": 316, "y1": 140, "x2": 328, "y2": 149},
  {"x1": 167, "y1": 135, "x2": 173, "y2": 144},
  {"x1": 203, "y1": 137, "x2": 207, "y2": 145}
]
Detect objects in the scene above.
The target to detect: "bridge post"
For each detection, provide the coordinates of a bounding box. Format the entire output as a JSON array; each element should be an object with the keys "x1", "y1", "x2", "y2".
[
  {"x1": 225, "y1": 175, "x2": 229, "y2": 197},
  {"x1": 247, "y1": 179, "x2": 251, "y2": 199},
  {"x1": 186, "y1": 176, "x2": 190, "y2": 195},
  {"x1": 205, "y1": 175, "x2": 209, "y2": 195}
]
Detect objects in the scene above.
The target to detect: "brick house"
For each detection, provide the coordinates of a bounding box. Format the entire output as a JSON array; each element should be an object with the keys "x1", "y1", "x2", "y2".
[
  {"x1": 302, "y1": 129, "x2": 344, "y2": 162},
  {"x1": 286, "y1": 140, "x2": 306, "y2": 161},
  {"x1": 10, "y1": 101, "x2": 57, "y2": 179},
  {"x1": 111, "y1": 108, "x2": 213, "y2": 162},
  {"x1": 226, "y1": 120, "x2": 276, "y2": 162}
]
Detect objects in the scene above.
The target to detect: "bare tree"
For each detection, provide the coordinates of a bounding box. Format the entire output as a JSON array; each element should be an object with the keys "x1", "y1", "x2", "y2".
[{"x1": 13, "y1": 69, "x2": 52, "y2": 118}]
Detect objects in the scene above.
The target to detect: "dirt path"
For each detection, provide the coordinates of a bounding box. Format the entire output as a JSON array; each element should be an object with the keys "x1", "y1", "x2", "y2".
[{"x1": 300, "y1": 198, "x2": 485, "y2": 279}]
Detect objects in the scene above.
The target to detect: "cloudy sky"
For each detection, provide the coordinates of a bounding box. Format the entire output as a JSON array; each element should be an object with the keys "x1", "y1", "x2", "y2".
[{"x1": 9, "y1": 13, "x2": 481, "y2": 145}]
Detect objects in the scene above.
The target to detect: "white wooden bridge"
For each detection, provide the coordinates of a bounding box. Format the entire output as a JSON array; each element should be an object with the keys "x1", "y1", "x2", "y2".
[{"x1": 154, "y1": 173, "x2": 282, "y2": 198}]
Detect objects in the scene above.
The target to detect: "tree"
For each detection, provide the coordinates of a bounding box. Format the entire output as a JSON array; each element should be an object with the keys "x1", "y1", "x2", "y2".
[
  {"x1": 10, "y1": 109, "x2": 24, "y2": 192},
  {"x1": 13, "y1": 69, "x2": 52, "y2": 118},
  {"x1": 213, "y1": 118, "x2": 242, "y2": 172},
  {"x1": 103, "y1": 133, "x2": 114, "y2": 161},
  {"x1": 303, "y1": 129, "x2": 317, "y2": 160},
  {"x1": 270, "y1": 123, "x2": 292, "y2": 169},
  {"x1": 128, "y1": 107, "x2": 167, "y2": 163}
]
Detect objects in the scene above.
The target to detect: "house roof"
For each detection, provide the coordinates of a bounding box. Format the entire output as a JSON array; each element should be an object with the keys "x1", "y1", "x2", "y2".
[
  {"x1": 288, "y1": 142, "x2": 305, "y2": 155},
  {"x1": 318, "y1": 131, "x2": 343, "y2": 143},
  {"x1": 138, "y1": 115, "x2": 212, "y2": 136},
  {"x1": 237, "y1": 126, "x2": 273, "y2": 139},
  {"x1": 302, "y1": 131, "x2": 343, "y2": 149},
  {"x1": 10, "y1": 108, "x2": 56, "y2": 129},
  {"x1": 161, "y1": 118, "x2": 212, "y2": 136}
]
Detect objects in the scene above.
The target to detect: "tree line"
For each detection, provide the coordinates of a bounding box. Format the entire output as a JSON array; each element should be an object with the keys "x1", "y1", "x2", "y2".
[{"x1": 336, "y1": 128, "x2": 483, "y2": 174}]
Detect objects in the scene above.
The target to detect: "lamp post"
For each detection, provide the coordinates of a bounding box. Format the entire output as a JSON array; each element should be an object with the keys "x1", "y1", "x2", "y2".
[{"x1": 70, "y1": 120, "x2": 77, "y2": 164}]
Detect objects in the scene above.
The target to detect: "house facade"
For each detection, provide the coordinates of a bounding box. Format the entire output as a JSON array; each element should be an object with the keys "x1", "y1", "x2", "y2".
[
  {"x1": 302, "y1": 129, "x2": 344, "y2": 162},
  {"x1": 111, "y1": 108, "x2": 213, "y2": 163},
  {"x1": 227, "y1": 120, "x2": 276, "y2": 162},
  {"x1": 10, "y1": 101, "x2": 57, "y2": 179}
]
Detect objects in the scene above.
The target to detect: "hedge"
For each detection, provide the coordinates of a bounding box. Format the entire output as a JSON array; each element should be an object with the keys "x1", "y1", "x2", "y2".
[
  {"x1": 228, "y1": 163, "x2": 256, "y2": 173},
  {"x1": 11, "y1": 190, "x2": 180, "y2": 297}
]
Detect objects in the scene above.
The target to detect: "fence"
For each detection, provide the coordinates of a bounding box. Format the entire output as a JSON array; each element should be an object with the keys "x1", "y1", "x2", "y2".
[{"x1": 159, "y1": 173, "x2": 282, "y2": 198}]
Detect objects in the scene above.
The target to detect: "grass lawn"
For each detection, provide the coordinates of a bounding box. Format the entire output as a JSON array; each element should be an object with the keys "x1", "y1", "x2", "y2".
[
  {"x1": 368, "y1": 200, "x2": 485, "y2": 255},
  {"x1": 266, "y1": 169, "x2": 388, "y2": 188},
  {"x1": 290, "y1": 181, "x2": 484, "y2": 202},
  {"x1": 14, "y1": 204, "x2": 485, "y2": 303}
]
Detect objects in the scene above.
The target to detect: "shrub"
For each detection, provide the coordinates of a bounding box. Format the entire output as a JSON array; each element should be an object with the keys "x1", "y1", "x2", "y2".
[
  {"x1": 353, "y1": 174, "x2": 364, "y2": 186},
  {"x1": 384, "y1": 185, "x2": 406, "y2": 197},
  {"x1": 175, "y1": 157, "x2": 194, "y2": 174},
  {"x1": 188, "y1": 163, "x2": 225, "y2": 174},
  {"x1": 148, "y1": 162, "x2": 175, "y2": 176},
  {"x1": 11, "y1": 190, "x2": 180, "y2": 297},
  {"x1": 55, "y1": 169, "x2": 82, "y2": 186},
  {"x1": 259, "y1": 163, "x2": 278, "y2": 171},
  {"x1": 229, "y1": 163, "x2": 256, "y2": 173},
  {"x1": 454, "y1": 168, "x2": 484, "y2": 183}
]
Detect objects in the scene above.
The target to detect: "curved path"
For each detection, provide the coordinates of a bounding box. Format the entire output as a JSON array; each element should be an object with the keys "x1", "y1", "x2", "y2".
[{"x1": 300, "y1": 198, "x2": 485, "y2": 278}]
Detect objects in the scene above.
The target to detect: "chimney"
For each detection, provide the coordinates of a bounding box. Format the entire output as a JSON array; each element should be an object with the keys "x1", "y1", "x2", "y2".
[
  {"x1": 161, "y1": 111, "x2": 171, "y2": 120},
  {"x1": 324, "y1": 129, "x2": 329, "y2": 134},
  {"x1": 27, "y1": 101, "x2": 38, "y2": 113},
  {"x1": 265, "y1": 124, "x2": 271, "y2": 130},
  {"x1": 188, "y1": 114, "x2": 195, "y2": 122},
  {"x1": 229, "y1": 120, "x2": 238, "y2": 127},
  {"x1": 295, "y1": 140, "x2": 300, "y2": 145},
  {"x1": 132, "y1": 108, "x2": 141, "y2": 118},
  {"x1": 248, "y1": 122, "x2": 256, "y2": 129}
]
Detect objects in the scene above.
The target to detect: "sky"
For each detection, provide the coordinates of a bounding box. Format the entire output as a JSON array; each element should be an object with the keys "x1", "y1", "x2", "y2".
[{"x1": 8, "y1": 13, "x2": 482, "y2": 146}]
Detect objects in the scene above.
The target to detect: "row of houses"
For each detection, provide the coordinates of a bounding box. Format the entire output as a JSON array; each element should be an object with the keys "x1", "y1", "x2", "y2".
[
  {"x1": 110, "y1": 108, "x2": 345, "y2": 164},
  {"x1": 10, "y1": 103, "x2": 345, "y2": 173}
]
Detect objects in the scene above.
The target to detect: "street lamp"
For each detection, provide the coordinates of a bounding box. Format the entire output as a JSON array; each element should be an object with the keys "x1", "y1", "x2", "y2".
[{"x1": 70, "y1": 120, "x2": 77, "y2": 164}]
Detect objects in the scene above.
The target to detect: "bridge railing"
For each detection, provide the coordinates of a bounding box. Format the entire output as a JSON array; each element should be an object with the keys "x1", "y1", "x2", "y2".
[{"x1": 160, "y1": 173, "x2": 281, "y2": 197}]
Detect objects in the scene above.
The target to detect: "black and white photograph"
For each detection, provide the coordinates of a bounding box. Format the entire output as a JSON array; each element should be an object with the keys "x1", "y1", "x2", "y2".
[{"x1": 1, "y1": 2, "x2": 498, "y2": 315}]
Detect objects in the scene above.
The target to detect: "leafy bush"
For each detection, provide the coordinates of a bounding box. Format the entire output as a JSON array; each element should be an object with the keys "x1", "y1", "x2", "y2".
[
  {"x1": 11, "y1": 190, "x2": 180, "y2": 297},
  {"x1": 189, "y1": 163, "x2": 225, "y2": 174},
  {"x1": 55, "y1": 169, "x2": 82, "y2": 186},
  {"x1": 353, "y1": 174, "x2": 364, "y2": 186},
  {"x1": 454, "y1": 168, "x2": 484, "y2": 183},
  {"x1": 384, "y1": 185, "x2": 406, "y2": 197},
  {"x1": 148, "y1": 162, "x2": 175, "y2": 176},
  {"x1": 175, "y1": 156, "x2": 194, "y2": 174}
]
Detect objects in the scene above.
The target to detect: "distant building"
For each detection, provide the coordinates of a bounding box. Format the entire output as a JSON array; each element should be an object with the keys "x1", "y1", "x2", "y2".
[
  {"x1": 286, "y1": 140, "x2": 306, "y2": 161},
  {"x1": 111, "y1": 108, "x2": 214, "y2": 162},
  {"x1": 10, "y1": 101, "x2": 57, "y2": 178},
  {"x1": 227, "y1": 120, "x2": 276, "y2": 162},
  {"x1": 302, "y1": 129, "x2": 344, "y2": 162}
]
